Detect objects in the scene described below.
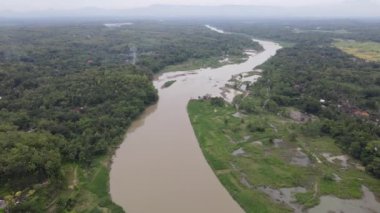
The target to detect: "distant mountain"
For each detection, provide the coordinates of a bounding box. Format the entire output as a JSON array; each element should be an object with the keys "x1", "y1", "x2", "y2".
[{"x1": 1, "y1": 3, "x2": 380, "y2": 19}]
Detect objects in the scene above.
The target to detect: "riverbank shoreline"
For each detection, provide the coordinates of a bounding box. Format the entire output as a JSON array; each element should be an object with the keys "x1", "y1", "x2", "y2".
[{"x1": 109, "y1": 34, "x2": 281, "y2": 212}]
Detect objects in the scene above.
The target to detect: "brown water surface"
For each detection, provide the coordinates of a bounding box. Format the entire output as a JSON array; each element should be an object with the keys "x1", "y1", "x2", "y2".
[{"x1": 110, "y1": 32, "x2": 281, "y2": 213}]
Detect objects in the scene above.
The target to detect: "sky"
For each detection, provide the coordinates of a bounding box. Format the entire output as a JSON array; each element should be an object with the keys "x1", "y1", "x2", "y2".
[{"x1": 0, "y1": 0, "x2": 368, "y2": 11}]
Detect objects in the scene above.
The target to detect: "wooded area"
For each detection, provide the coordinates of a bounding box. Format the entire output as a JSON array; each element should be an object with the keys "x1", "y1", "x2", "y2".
[
  {"x1": 0, "y1": 21, "x2": 258, "y2": 211},
  {"x1": 223, "y1": 20, "x2": 380, "y2": 178}
]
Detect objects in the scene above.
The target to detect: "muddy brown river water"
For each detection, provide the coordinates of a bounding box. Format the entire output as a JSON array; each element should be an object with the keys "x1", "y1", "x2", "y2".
[{"x1": 109, "y1": 28, "x2": 281, "y2": 213}]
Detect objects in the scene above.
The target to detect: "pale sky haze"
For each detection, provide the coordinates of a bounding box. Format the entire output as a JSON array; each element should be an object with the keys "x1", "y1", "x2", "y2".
[{"x1": 1, "y1": 0, "x2": 378, "y2": 11}]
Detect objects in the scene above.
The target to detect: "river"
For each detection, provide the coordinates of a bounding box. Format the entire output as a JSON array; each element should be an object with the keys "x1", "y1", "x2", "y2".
[{"x1": 109, "y1": 27, "x2": 281, "y2": 213}]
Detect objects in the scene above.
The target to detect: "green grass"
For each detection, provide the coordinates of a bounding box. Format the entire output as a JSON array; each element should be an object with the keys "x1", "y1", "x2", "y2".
[
  {"x1": 69, "y1": 155, "x2": 124, "y2": 213},
  {"x1": 334, "y1": 39, "x2": 380, "y2": 62},
  {"x1": 187, "y1": 99, "x2": 380, "y2": 212},
  {"x1": 188, "y1": 100, "x2": 294, "y2": 212},
  {"x1": 219, "y1": 172, "x2": 290, "y2": 213},
  {"x1": 295, "y1": 192, "x2": 319, "y2": 208},
  {"x1": 39, "y1": 154, "x2": 123, "y2": 212}
]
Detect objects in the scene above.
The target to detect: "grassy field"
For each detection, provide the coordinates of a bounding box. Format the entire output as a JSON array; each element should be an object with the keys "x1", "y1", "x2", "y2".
[
  {"x1": 188, "y1": 99, "x2": 380, "y2": 213},
  {"x1": 55, "y1": 153, "x2": 124, "y2": 212},
  {"x1": 334, "y1": 39, "x2": 380, "y2": 62}
]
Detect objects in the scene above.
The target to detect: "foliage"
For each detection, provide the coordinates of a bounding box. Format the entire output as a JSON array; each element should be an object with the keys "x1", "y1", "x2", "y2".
[
  {"x1": 237, "y1": 35, "x2": 380, "y2": 177},
  {"x1": 210, "y1": 97, "x2": 225, "y2": 107},
  {"x1": 162, "y1": 80, "x2": 176, "y2": 88},
  {"x1": 0, "y1": 131, "x2": 63, "y2": 186},
  {"x1": 0, "y1": 21, "x2": 260, "y2": 211}
]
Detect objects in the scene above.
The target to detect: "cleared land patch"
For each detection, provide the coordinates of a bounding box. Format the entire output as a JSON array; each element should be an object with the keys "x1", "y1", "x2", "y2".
[{"x1": 334, "y1": 39, "x2": 380, "y2": 62}]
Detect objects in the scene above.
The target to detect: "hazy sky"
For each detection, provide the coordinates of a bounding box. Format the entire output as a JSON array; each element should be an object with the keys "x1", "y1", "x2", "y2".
[{"x1": 1, "y1": 0, "x2": 374, "y2": 11}]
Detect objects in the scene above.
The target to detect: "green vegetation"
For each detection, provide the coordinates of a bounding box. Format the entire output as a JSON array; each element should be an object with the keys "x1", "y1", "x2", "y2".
[
  {"x1": 162, "y1": 54, "x2": 247, "y2": 72},
  {"x1": 188, "y1": 99, "x2": 292, "y2": 212},
  {"x1": 334, "y1": 39, "x2": 380, "y2": 62},
  {"x1": 188, "y1": 99, "x2": 380, "y2": 212},
  {"x1": 1, "y1": 18, "x2": 380, "y2": 212},
  {"x1": 0, "y1": 21, "x2": 260, "y2": 212},
  {"x1": 161, "y1": 80, "x2": 176, "y2": 88},
  {"x1": 249, "y1": 43, "x2": 380, "y2": 177},
  {"x1": 217, "y1": 19, "x2": 380, "y2": 177},
  {"x1": 54, "y1": 156, "x2": 123, "y2": 212},
  {"x1": 295, "y1": 192, "x2": 319, "y2": 208},
  {"x1": 217, "y1": 19, "x2": 380, "y2": 44},
  {"x1": 188, "y1": 19, "x2": 380, "y2": 212}
]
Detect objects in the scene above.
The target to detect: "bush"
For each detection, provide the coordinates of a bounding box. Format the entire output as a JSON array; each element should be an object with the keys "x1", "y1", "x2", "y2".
[
  {"x1": 266, "y1": 99, "x2": 279, "y2": 112},
  {"x1": 247, "y1": 122, "x2": 265, "y2": 132},
  {"x1": 366, "y1": 157, "x2": 380, "y2": 178},
  {"x1": 302, "y1": 98, "x2": 321, "y2": 114},
  {"x1": 239, "y1": 97, "x2": 256, "y2": 113},
  {"x1": 210, "y1": 97, "x2": 225, "y2": 107}
]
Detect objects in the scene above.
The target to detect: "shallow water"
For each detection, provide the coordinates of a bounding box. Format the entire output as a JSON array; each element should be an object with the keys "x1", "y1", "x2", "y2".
[
  {"x1": 259, "y1": 186, "x2": 306, "y2": 213},
  {"x1": 109, "y1": 30, "x2": 281, "y2": 212},
  {"x1": 308, "y1": 185, "x2": 380, "y2": 213},
  {"x1": 290, "y1": 148, "x2": 311, "y2": 167}
]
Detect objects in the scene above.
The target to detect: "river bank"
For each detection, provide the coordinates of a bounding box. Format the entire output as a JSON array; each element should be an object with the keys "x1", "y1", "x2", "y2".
[{"x1": 109, "y1": 34, "x2": 281, "y2": 212}]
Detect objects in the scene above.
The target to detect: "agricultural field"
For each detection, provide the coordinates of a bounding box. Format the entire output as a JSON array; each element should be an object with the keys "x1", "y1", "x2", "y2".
[
  {"x1": 334, "y1": 40, "x2": 380, "y2": 62},
  {"x1": 188, "y1": 99, "x2": 380, "y2": 212}
]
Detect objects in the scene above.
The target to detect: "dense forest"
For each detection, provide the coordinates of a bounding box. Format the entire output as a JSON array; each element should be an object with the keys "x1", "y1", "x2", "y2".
[
  {"x1": 0, "y1": 21, "x2": 258, "y2": 212},
  {"x1": 217, "y1": 19, "x2": 380, "y2": 44},
  {"x1": 1, "y1": 18, "x2": 379, "y2": 212},
  {"x1": 222, "y1": 20, "x2": 380, "y2": 178}
]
